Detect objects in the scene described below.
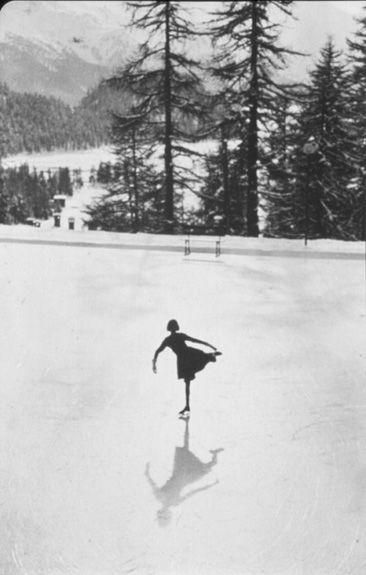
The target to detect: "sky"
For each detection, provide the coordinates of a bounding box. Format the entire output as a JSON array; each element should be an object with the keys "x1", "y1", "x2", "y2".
[{"x1": 329, "y1": 0, "x2": 365, "y2": 14}]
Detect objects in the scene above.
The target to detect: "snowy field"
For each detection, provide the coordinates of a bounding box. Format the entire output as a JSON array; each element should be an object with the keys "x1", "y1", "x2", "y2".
[
  {"x1": 1, "y1": 142, "x2": 220, "y2": 222},
  {"x1": 1, "y1": 146, "x2": 116, "y2": 174},
  {"x1": 2, "y1": 147, "x2": 117, "y2": 230},
  {"x1": 0, "y1": 232, "x2": 365, "y2": 575}
]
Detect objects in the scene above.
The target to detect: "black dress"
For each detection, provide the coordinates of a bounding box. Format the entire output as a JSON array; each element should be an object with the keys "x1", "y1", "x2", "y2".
[{"x1": 160, "y1": 332, "x2": 214, "y2": 380}]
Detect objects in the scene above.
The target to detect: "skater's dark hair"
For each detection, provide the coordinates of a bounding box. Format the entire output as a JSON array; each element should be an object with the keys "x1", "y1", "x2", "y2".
[{"x1": 167, "y1": 319, "x2": 179, "y2": 332}]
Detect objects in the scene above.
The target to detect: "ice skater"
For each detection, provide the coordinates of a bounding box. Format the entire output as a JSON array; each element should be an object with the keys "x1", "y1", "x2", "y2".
[{"x1": 152, "y1": 319, "x2": 222, "y2": 416}]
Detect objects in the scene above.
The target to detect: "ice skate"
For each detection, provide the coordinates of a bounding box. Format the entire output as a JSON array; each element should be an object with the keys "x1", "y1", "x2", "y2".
[
  {"x1": 178, "y1": 407, "x2": 190, "y2": 419},
  {"x1": 209, "y1": 350, "x2": 222, "y2": 362}
]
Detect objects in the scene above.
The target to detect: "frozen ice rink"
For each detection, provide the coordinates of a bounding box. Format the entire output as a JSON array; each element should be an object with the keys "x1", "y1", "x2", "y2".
[{"x1": 0, "y1": 231, "x2": 365, "y2": 575}]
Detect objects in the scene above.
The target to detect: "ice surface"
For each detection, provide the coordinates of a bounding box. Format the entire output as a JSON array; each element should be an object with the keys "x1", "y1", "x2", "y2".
[{"x1": 0, "y1": 232, "x2": 365, "y2": 574}]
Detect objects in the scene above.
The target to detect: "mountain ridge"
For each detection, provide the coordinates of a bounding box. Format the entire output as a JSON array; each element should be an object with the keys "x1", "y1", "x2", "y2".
[{"x1": 0, "y1": 0, "x2": 364, "y2": 105}]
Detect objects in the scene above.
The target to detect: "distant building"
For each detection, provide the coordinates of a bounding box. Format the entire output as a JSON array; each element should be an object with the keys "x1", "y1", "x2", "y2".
[
  {"x1": 53, "y1": 195, "x2": 67, "y2": 211},
  {"x1": 52, "y1": 195, "x2": 87, "y2": 231},
  {"x1": 53, "y1": 207, "x2": 87, "y2": 231}
]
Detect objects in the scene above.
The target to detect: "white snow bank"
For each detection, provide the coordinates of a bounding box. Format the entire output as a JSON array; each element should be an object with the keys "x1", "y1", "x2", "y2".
[
  {"x1": 0, "y1": 224, "x2": 364, "y2": 257},
  {"x1": 1, "y1": 146, "x2": 115, "y2": 174}
]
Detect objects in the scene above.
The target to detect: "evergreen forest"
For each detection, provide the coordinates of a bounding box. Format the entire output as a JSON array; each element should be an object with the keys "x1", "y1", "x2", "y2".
[
  {"x1": 0, "y1": 165, "x2": 78, "y2": 224},
  {"x1": 0, "y1": 82, "x2": 128, "y2": 157},
  {"x1": 2, "y1": 0, "x2": 366, "y2": 241}
]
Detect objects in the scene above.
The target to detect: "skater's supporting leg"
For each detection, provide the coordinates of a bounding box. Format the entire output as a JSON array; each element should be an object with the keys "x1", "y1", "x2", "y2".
[
  {"x1": 179, "y1": 378, "x2": 191, "y2": 414},
  {"x1": 185, "y1": 378, "x2": 191, "y2": 411}
]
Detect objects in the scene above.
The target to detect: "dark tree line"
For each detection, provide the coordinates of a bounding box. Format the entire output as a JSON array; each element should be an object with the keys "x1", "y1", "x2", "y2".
[
  {"x1": 262, "y1": 37, "x2": 363, "y2": 241},
  {"x1": 0, "y1": 165, "x2": 75, "y2": 224},
  {"x1": 206, "y1": 0, "x2": 303, "y2": 236},
  {"x1": 85, "y1": 159, "x2": 163, "y2": 232},
  {"x1": 200, "y1": 5, "x2": 366, "y2": 241},
  {"x1": 0, "y1": 82, "x2": 122, "y2": 157}
]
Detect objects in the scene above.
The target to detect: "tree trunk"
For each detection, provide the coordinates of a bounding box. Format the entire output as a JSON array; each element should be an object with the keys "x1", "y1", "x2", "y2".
[
  {"x1": 164, "y1": 0, "x2": 174, "y2": 233},
  {"x1": 221, "y1": 125, "x2": 230, "y2": 234},
  {"x1": 132, "y1": 126, "x2": 139, "y2": 232},
  {"x1": 124, "y1": 159, "x2": 134, "y2": 228},
  {"x1": 247, "y1": 2, "x2": 259, "y2": 237}
]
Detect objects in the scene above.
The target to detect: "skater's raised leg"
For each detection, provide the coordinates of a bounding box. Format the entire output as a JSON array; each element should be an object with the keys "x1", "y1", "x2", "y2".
[
  {"x1": 209, "y1": 448, "x2": 224, "y2": 466},
  {"x1": 208, "y1": 350, "x2": 222, "y2": 363}
]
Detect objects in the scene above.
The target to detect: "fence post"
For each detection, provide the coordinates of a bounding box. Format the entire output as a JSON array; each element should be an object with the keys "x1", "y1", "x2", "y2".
[{"x1": 215, "y1": 238, "x2": 221, "y2": 257}]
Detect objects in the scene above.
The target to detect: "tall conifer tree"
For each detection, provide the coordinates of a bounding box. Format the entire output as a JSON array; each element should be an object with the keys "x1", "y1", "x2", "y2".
[
  {"x1": 347, "y1": 7, "x2": 366, "y2": 240},
  {"x1": 262, "y1": 94, "x2": 302, "y2": 237},
  {"x1": 109, "y1": 1, "x2": 205, "y2": 233},
  {"x1": 296, "y1": 39, "x2": 359, "y2": 239},
  {"x1": 209, "y1": 0, "x2": 300, "y2": 236}
]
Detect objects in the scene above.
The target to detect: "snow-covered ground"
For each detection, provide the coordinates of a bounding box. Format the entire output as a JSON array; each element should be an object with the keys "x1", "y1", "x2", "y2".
[
  {"x1": 2, "y1": 147, "x2": 116, "y2": 230},
  {"x1": 1, "y1": 146, "x2": 115, "y2": 175},
  {"x1": 2, "y1": 147, "x2": 116, "y2": 225},
  {"x1": 1, "y1": 142, "x2": 219, "y2": 181},
  {"x1": 1, "y1": 142, "x2": 220, "y2": 227},
  {"x1": 0, "y1": 231, "x2": 365, "y2": 575}
]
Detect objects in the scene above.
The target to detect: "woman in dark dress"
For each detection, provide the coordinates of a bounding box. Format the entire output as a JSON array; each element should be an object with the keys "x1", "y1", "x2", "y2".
[{"x1": 152, "y1": 319, "x2": 221, "y2": 416}]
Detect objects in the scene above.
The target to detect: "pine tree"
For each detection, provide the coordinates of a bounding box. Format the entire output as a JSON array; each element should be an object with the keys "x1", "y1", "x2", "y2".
[
  {"x1": 262, "y1": 94, "x2": 303, "y2": 237},
  {"x1": 209, "y1": 0, "x2": 300, "y2": 236},
  {"x1": 0, "y1": 165, "x2": 9, "y2": 224},
  {"x1": 197, "y1": 138, "x2": 248, "y2": 235},
  {"x1": 96, "y1": 162, "x2": 113, "y2": 184},
  {"x1": 89, "y1": 167, "x2": 97, "y2": 184},
  {"x1": 46, "y1": 169, "x2": 58, "y2": 200},
  {"x1": 347, "y1": 7, "x2": 366, "y2": 240},
  {"x1": 58, "y1": 167, "x2": 73, "y2": 196},
  {"x1": 84, "y1": 159, "x2": 162, "y2": 233},
  {"x1": 34, "y1": 170, "x2": 51, "y2": 219},
  {"x1": 110, "y1": 113, "x2": 157, "y2": 232},
  {"x1": 0, "y1": 165, "x2": 53, "y2": 225},
  {"x1": 108, "y1": 1, "x2": 206, "y2": 233},
  {"x1": 295, "y1": 39, "x2": 359, "y2": 240},
  {"x1": 72, "y1": 169, "x2": 84, "y2": 190},
  {"x1": 85, "y1": 112, "x2": 161, "y2": 233},
  {"x1": 5, "y1": 166, "x2": 29, "y2": 223}
]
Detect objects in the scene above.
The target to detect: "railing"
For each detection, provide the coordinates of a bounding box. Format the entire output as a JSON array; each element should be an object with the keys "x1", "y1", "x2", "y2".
[{"x1": 184, "y1": 235, "x2": 222, "y2": 257}]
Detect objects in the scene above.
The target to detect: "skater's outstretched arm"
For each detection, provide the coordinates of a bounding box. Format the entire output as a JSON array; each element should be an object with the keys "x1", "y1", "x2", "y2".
[
  {"x1": 145, "y1": 463, "x2": 160, "y2": 497},
  {"x1": 184, "y1": 334, "x2": 217, "y2": 351},
  {"x1": 152, "y1": 339, "x2": 167, "y2": 373}
]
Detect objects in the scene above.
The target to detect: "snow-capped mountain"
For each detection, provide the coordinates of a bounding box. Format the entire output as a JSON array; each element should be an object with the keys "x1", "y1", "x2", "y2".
[
  {"x1": 0, "y1": 0, "x2": 364, "y2": 106},
  {"x1": 0, "y1": 0, "x2": 138, "y2": 104}
]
